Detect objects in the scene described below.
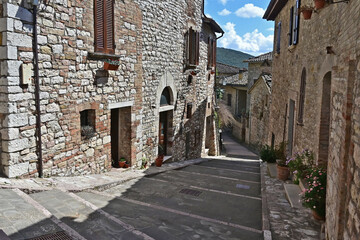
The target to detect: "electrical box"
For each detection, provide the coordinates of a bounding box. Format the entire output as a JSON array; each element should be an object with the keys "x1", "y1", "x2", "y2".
[{"x1": 21, "y1": 64, "x2": 32, "y2": 85}]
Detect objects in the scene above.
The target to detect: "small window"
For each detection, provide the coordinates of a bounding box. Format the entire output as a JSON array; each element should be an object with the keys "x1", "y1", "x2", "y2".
[
  {"x1": 298, "y1": 68, "x2": 306, "y2": 123},
  {"x1": 94, "y1": 0, "x2": 115, "y2": 54},
  {"x1": 207, "y1": 37, "x2": 216, "y2": 69},
  {"x1": 187, "y1": 75, "x2": 193, "y2": 85},
  {"x1": 187, "y1": 103, "x2": 193, "y2": 119},
  {"x1": 289, "y1": 0, "x2": 300, "y2": 46},
  {"x1": 185, "y1": 28, "x2": 200, "y2": 67},
  {"x1": 160, "y1": 88, "x2": 171, "y2": 106},
  {"x1": 208, "y1": 102, "x2": 211, "y2": 108},
  {"x1": 276, "y1": 21, "x2": 281, "y2": 54},
  {"x1": 81, "y1": 109, "x2": 96, "y2": 139},
  {"x1": 227, "y1": 94, "x2": 232, "y2": 106}
]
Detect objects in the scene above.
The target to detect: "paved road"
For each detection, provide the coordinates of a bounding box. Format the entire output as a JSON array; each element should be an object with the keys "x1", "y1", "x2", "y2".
[{"x1": 0, "y1": 158, "x2": 263, "y2": 240}]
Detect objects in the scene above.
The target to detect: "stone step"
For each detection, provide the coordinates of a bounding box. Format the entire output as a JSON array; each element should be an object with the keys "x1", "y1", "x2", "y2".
[
  {"x1": 0, "y1": 189, "x2": 62, "y2": 239},
  {"x1": 267, "y1": 163, "x2": 277, "y2": 178},
  {"x1": 29, "y1": 189, "x2": 143, "y2": 239},
  {"x1": 284, "y1": 183, "x2": 302, "y2": 208}
]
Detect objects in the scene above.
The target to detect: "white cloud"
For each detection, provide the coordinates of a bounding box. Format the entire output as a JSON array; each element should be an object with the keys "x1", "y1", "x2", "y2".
[
  {"x1": 219, "y1": 0, "x2": 227, "y2": 5},
  {"x1": 218, "y1": 9, "x2": 231, "y2": 16},
  {"x1": 219, "y1": 22, "x2": 273, "y2": 55},
  {"x1": 235, "y1": 4, "x2": 265, "y2": 18},
  {"x1": 267, "y1": 27, "x2": 274, "y2": 31},
  {"x1": 206, "y1": 13, "x2": 212, "y2": 18}
]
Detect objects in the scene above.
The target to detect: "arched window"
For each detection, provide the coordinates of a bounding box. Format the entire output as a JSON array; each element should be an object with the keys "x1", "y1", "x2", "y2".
[
  {"x1": 160, "y1": 88, "x2": 171, "y2": 106},
  {"x1": 298, "y1": 68, "x2": 306, "y2": 123}
]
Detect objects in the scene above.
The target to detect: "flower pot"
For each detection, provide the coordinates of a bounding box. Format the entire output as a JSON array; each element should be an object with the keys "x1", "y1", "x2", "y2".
[
  {"x1": 104, "y1": 62, "x2": 119, "y2": 70},
  {"x1": 312, "y1": 210, "x2": 325, "y2": 221},
  {"x1": 301, "y1": 10, "x2": 312, "y2": 20},
  {"x1": 124, "y1": 163, "x2": 130, "y2": 168},
  {"x1": 119, "y1": 161, "x2": 126, "y2": 168},
  {"x1": 314, "y1": 0, "x2": 325, "y2": 10},
  {"x1": 155, "y1": 156, "x2": 164, "y2": 167},
  {"x1": 277, "y1": 165, "x2": 290, "y2": 181}
]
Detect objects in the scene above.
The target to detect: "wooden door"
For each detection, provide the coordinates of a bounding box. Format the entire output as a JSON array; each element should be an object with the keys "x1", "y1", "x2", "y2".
[{"x1": 159, "y1": 112, "x2": 167, "y2": 155}]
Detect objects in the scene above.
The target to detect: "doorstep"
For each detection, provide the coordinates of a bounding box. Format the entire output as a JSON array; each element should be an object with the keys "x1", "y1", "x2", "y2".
[
  {"x1": 163, "y1": 155, "x2": 172, "y2": 163},
  {"x1": 284, "y1": 183, "x2": 302, "y2": 208},
  {"x1": 267, "y1": 163, "x2": 277, "y2": 178}
]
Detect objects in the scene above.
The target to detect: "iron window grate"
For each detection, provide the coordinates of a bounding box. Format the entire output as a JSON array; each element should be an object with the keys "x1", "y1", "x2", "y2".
[
  {"x1": 29, "y1": 231, "x2": 72, "y2": 240},
  {"x1": 179, "y1": 188, "x2": 202, "y2": 197}
]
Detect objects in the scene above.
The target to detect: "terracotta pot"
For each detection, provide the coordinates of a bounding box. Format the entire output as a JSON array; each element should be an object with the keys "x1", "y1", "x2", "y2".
[
  {"x1": 277, "y1": 165, "x2": 290, "y2": 181},
  {"x1": 119, "y1": 161, "x2": 126, "y2": 168},
  {"x1": 301, "y1": 10, "x2": 312, "y2": 20},
  {"x1": 124, "y1": 163, "x2": 130, "y2": 168},
  {"x1": 104, "y1": 62, "x2": 119, "y2": 70},
  {"x1": 155, "y1": 156, "x2": 164, "y2": 167},
  {"x1": 314, "y1": 0, "x2": 325, "y2": 10},
  {"x1": 312, "y1": 210, "x2": 325, "y2": 221}
]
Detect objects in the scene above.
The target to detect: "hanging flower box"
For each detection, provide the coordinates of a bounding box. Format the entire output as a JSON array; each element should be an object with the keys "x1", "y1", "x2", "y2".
[
  {"x1": 314, "y1": 0, "x2": 325, "y2": 10},
  {"x1": 103, "y1": 58, "x2": 120, "y2": 71},
  {"x1": 300, "y1": 6, "x2": 313, "y2": 20}
]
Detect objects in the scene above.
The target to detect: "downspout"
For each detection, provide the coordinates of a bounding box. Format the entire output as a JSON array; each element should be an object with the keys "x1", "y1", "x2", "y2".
[{"x1": 32, "y1": 1, "x2": 43, "y2": 178}]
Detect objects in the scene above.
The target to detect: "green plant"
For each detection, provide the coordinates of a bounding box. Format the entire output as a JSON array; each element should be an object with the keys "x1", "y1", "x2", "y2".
[
  {"x1": 301, "y1": 166, "x2": 327, "y2": 218},
  {"x1": 141, "y1": 157, "x2": 148, "y2": 169},
  {"x1": 286, "y1": 149, "x2": 314, "y2": 184},
  {"x1": 119, "y1": 158, "x2": 126, "y2": 162},
  {"x1": 260, "y1": 145, "x2": 277, "y2": 163},
  {"x1": 275, "y1": 142, "x2": 287, "y2": 166}
]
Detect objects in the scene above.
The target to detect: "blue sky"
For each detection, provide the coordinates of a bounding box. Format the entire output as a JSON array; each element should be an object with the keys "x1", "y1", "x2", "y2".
[{"x1": 205, "y1": 0, "x2": 274, "y2": 56}]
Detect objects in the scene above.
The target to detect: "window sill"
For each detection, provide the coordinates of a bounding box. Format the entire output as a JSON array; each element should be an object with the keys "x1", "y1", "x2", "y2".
[
  {"x1": 184, "y1": 64, "x2": 197, "y2": 70},
  {"x1": 88, "y1": 52, "x2": 121, "y2": 60},
  {"x1": 296, "y1": 121, "x2": 304, "y2": 126},
  {"x1": 288, "y1": 45, "x2": 296, "y2": 52}
]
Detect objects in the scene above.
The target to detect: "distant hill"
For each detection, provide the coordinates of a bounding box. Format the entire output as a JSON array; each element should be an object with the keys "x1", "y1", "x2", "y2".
[{"x1": 216, "y1": 47, "x2": 253, "y2": 69}]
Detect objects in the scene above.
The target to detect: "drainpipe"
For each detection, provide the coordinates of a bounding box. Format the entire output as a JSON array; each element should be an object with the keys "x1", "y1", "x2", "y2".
[{"x1": 32, "y1": 0, "x2": 43, "y2": 178}]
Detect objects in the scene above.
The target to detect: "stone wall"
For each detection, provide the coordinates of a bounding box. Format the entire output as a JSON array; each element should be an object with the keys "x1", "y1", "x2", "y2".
[
  {"x1": 268, "y1": 0, "x2": 360, "y2": 239},
  {"x1": 0, "y1": 0, "x2": 219, "y2": 177},
  {"x1": 249, "y1": 80, "x2": 270, "y2": 147}
]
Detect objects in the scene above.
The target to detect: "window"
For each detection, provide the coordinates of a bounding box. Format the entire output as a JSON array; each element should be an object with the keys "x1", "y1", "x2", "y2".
[
  {"x1": 80, "y1": 109, "x2": 96, "y2": 139},
  {"x1": 160, "y1": 88, "x2": 171, "y2": 106},
  {"x1": 298, "y1": 68, "x2": 306, "y2": 123},
  {"x1": 227, "y1": 94, "x2": 232, "y2": 106},
  {"x1": 289, "y1": 0, "x2": 300, "y2": 46},
  {"x1": 94, "y1": 0, "x2": 115, "y2": 54},
  {"x1": 185, "y1": 28, "x2": 200, "y2": 67},
  {"x1": 276, "y1": 22, "x2": 281, "y2": 54},
  {"x1": 207, "y1": 37, "x2": 216, "y2": 69},
  {"x1": 187, "y1": 103, "x2": 193, "y2": 119}
]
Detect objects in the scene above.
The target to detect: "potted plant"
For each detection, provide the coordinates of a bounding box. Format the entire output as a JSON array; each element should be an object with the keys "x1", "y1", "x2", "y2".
[
  {"x1": 259, "y1": 144, "x2": 277, "y2": 163},
  {"x1": 314, "y1": 0, "x2": 325, "y2": 10},
  {"x1": 286, "y1": 149, "x2": 314, "y2": 184},
  {"x1": 103, "y1": 58, "x2": 120, "y2": 71},
  {"x1": 119, "y1": 158, "x2": 126, "y2": 168},
  {"x1": 155, "y1": 145, "x2": 164, "y2": 167},
  {"x1": 301, "y1": 166, "x2": 327, "y2": 220},
  {"x1": 141, "y1": 157, "x2": 149, "y2": 169},
  {"x1": 275, "y1": 142, "x2": 290, "y2": 181},
  {"x1": 300, "y1": 6, "x2": 313, "y2": 20}
]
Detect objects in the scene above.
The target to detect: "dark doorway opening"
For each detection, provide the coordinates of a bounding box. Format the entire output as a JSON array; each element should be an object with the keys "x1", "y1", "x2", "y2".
[
  {"x1": 159, "y1": 111, "x2": 168, "y2": 155},
  {"x1": 111, "y1": 107, "x2": 131, "y2": 166}
]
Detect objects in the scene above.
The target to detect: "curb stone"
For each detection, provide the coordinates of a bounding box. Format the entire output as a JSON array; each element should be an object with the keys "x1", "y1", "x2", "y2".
[{"x1": 261, "y1": 161, "x2": 272, "y2": 240}]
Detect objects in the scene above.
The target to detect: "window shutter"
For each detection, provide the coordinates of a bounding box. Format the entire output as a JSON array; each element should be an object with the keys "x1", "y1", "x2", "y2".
[
  {"x1": 289, "y1": 7, "x2": 294, "y2": 46},
  {"x1": 195, "y1": 31, "x2": 200, "y2": 65},
  {"x1": 298, "y1": 68, "x2": 306, "y2": 123},
  {"x1": 212, "y1": 39, "x2": 217, "y2": 67},
  {"x1": 185, "y1": 30, "x2": 189, "y2": 66},
  {"x1": 276, "y1": 22, "x2": 281, "y2": 54},
  {"x1": 189, "y1": 28, "x2": 194, "y2": 65},
  {"x1": 293, "y1": 0, "x2": 300, "y2": 45},
  {"x1": 207, "y1": 37, "x2": 211, "y2": 69},
  {"x1": 94, "y1": 0, "x2": 105, "y2": 52},
  {"x1": 105, "y1": 0, "x2": 114, "y2": 53}
]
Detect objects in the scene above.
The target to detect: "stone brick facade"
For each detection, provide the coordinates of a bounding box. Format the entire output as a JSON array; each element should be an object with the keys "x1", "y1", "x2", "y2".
[
  {"x1": 0, "y1": 0, "x2": 221, "y2": 178},
  {"x1": 264, "y1": 0, "x2": 360, "y2": 239},
  {"x1": 248, "y1": 73, "x2": 272, "y2": 147}
]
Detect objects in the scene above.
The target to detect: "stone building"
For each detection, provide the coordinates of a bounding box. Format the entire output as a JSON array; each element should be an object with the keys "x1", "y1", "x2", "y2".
[
  {"x1": 244, "y1": 53, "x2": 272, "y2": 146},
  {"x1": 0, "y1": 0, "x2": 222, "y2": 178},
  {"x1": 264, "y1": 0, "x2": 360, "y2": 239},
  {"x1": 248, "y1": 73, "x2": 272, "y2": 147}
]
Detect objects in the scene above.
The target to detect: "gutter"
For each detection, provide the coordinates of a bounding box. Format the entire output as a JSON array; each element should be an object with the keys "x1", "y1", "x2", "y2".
[{"x1": 32, "y1": 1, "x2": 43, "y2": 178}]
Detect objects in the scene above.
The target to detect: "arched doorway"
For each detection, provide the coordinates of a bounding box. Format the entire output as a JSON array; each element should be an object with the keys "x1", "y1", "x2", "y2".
[
  {"x1": 158, "y1": 87, "x2": 174, "y2": 156},
  {"x1": 318, "y1": 72, "x2": 331, "y2": 165}
]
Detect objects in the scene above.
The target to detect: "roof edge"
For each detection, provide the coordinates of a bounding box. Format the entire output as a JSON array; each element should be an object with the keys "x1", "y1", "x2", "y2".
[
  {"x1": 263, "y1": 0, "x2": 288, "y2": 21},
  {"x1": 203, "y1": 17, "x2": 224, "y2": 34}
]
